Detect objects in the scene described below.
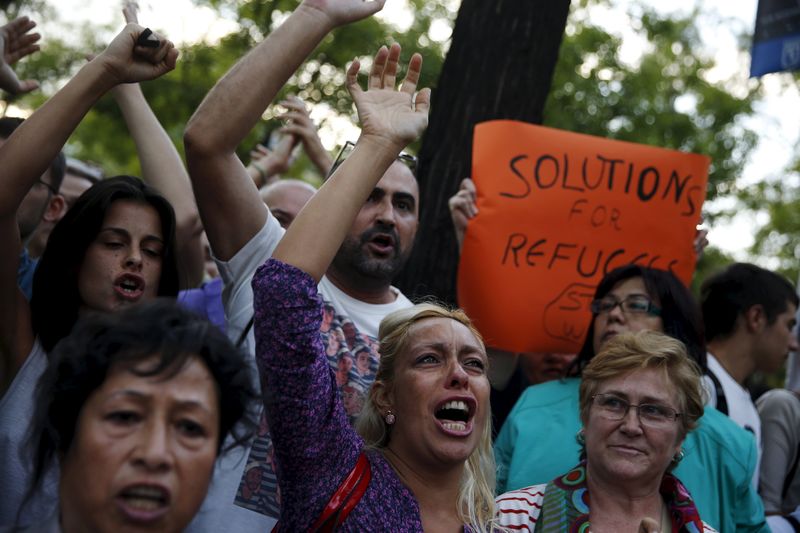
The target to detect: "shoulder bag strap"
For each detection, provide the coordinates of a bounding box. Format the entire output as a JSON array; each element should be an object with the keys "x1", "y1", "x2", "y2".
[
  {"x1": 706, "y1": 370, "x2": 729, "y2": 416},
  {"x1": 235, "y1": 315, "x2": 255, "y2": 348},
  {"x1": 310, "y1": 451, "x2": 372, "y2": 533}
]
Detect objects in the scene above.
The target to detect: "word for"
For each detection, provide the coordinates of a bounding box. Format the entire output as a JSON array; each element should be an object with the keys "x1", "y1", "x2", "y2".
[{"x1": 567, "y1": 199, "x2": 622, "y2": 230}]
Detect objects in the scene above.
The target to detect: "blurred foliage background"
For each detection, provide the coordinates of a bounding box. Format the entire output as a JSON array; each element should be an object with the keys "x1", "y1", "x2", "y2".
[{"x1": 1, "y1": 0, "x2": 798, "y2": 288}]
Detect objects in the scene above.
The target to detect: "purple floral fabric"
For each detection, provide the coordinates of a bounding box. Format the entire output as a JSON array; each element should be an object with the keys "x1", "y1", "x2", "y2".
[
  {"x1": 235, "y1": 281, "x2": 383, "y2": 516},
  {"x1": 250, "y1": 259, "x2": 424, "y2": 531}
]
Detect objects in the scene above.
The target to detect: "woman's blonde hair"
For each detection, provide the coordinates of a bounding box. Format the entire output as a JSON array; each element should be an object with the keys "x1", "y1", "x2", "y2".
[
  {"x1": 356, "y1": 302, "x2": 496, "y2": 532},
  {"x1": 579, "y1": 331, "x2": 704, "y2": 438}
]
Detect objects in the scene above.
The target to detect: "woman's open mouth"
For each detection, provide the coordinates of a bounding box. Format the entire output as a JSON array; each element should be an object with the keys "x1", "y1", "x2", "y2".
[
  {"x1": 114, "y1": 273, "x2": 145, "y2": 301},
  {"x1": 116, "y1": 484, "x2": 170, "y2": 523},
  {"x1": 434, "y1": 399, "x2": 476, "y2": 436}
]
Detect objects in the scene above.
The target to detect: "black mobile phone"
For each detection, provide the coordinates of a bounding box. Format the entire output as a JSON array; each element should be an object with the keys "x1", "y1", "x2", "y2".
[{"x1": 136, "y1": 28, "x2": 160, "y2": 48}]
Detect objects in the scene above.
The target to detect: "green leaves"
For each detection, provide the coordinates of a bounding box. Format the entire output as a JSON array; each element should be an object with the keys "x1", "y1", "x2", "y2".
[
  {"x1": 544, "y1": 5, "x2": 759, "y2": 209},
  {"x1": 4, "y1": 0, "x2": 772, "y2": 263}
]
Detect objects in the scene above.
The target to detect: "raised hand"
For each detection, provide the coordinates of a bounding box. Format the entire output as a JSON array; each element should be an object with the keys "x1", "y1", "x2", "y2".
[
  {"x1": 0, "y1": 16, "x2": 41, "y2": 94},
  {"x1": 448, "y1": 178, "x2": 478, "y2": 250},
  {"x1": 248, "y1": 134, "x2": 298, "y2": 186},
  {"x1": 347, "y1": 44, "x2": 430, "y2": 152},
  {"x1": 2, "y1": 17, "x2": 40, "y2": 65},
  {"x1": 278, "y1": 96, "x2": 333, "y2": 176},
  {"x1": 122, "y1": 1, "x2": 140, "y2": 24},
  {"x1": 95, "y1": 23, "x2": 178, "y2": 85},
  {"x1": 300, "y1": 0, "x2": 386, "y2": 29}
]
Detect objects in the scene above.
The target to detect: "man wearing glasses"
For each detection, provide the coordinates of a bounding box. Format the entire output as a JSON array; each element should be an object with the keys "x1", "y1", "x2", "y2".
[{"x1": 0, "y1": 117, "x2": 66, "y2": 300}]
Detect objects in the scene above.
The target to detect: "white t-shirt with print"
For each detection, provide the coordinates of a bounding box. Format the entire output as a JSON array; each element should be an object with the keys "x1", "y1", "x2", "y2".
[{"x1": 191, "y1": 213, "x2": 412, "y2": 530}]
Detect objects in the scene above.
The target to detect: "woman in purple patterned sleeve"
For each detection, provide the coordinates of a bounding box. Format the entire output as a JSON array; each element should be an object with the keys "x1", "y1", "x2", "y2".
[{"x1": 251, "y1": 41, "x2": 497, "y2": 532}]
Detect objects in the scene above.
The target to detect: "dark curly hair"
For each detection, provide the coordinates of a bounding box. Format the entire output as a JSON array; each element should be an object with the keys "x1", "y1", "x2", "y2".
[{"x1": 27, "y1": 299, "x2": 258, "y2": 500}]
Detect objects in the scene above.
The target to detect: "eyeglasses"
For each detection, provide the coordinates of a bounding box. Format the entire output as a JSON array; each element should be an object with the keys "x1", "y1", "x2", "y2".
[
  {"x1": 591, "y1": 393, "x2": 681, "y2": 428},
  {"x1": 35, "y1": 179, "x2": 57, "y2": 195},
  {"x1": 590, "y1": 295, "x2": 661, "y2": 317},
  {"x1": 326, "y1": 140, "x2": 418, "y2": 179}
]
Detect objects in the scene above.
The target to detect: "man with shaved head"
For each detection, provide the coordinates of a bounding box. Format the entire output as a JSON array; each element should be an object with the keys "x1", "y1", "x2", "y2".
[{"x1": 259, "y1": 178, "x2": 316, "y2": 228}]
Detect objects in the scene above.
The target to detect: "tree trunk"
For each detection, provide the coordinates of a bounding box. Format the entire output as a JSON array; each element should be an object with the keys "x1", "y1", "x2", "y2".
[{"x1": 396, "y1": 0, "x2": 572, "y2": 303}]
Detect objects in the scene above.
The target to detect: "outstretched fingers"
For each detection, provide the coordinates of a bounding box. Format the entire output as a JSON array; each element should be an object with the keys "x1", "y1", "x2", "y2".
[
  {"x1": 345, "y1": 43, "x2": 430, "y2": 147},
  {"x1": 3, "y1": 17, "x2": 40, "y2": 64},
  {"x1": 122, "y1": 1, "x2": 140, "y2": 24},
  {"x1": 400, "y1": 53, "x2": 423, "y2": 95},
  {"x1": 6, "y1": 16, "x2": 30, "y2": 30},
  {"x1": 6, "y1": 40, "x2": 39, "y2": 64},
  {"x1": 346, "y1": 57, "x2": 363, "y2": 98},
  {"x1": 4, "y1": 17, "x2": 35, "y2": 39},
  {"x1": 381, "y1": 43, "x2": 400, "y2": 90},
  {"x1": 414, "y1": 87, "x2": 431, "y2": 115},
  {"x1": 368, "y1": 45, "x2": 389, "y2": 89}
]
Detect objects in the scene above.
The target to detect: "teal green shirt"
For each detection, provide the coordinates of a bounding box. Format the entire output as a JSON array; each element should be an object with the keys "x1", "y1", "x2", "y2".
[{"x1": 494, "y1": 378, "x2": 768, "y2": 533}]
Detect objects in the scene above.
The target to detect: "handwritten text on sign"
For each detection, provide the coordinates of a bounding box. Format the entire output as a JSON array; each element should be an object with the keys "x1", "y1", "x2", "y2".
[{"x1": 457, "y1": 121, "x2": 709, "y2": 354}]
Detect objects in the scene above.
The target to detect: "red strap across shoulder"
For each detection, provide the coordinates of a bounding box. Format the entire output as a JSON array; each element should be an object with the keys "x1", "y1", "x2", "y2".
[
  {"x1": 309, "y1": 451, "x2": 372, "y2": 532},
  {"x1": 336, "y1": 455, "x2": 371, "y2": 523}
]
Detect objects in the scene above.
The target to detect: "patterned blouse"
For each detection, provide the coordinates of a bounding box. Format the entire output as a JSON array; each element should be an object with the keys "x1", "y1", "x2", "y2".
[
  {"x1": 496, "y1": 463, "x2": 717, "y2": 532},
  {"x1": 251, "y1": 259, "x2": 425, "y2": 531}
]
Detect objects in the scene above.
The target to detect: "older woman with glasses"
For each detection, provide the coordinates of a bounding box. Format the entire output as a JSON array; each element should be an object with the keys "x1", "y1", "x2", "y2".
[
  {"x1": 494, "y1": 264, "x2": 769, "y2": 532},
  {"x1": 496, "y1": 331, "x2": 716, "y2": 532}
]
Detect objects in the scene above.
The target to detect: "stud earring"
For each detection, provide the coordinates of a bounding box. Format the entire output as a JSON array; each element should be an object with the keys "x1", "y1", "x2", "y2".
[
  {"x1": 385, "y1": 410, "x2": 396, "y2": 425},
  {"x1": 575, "y1": 429, "x2": 585, "y2": 446},
  {"x1": 672, "y1": 449, "x2": 685, "y2": 464}
]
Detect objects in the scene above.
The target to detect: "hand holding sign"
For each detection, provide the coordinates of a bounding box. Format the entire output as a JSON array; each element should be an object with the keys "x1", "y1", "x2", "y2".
[
  {"x1": 457, "y1": 121, "x2": 709, "y2": 353},
  {"x1": 449, "y1": 177, "x2": 478, "y2": 250}
]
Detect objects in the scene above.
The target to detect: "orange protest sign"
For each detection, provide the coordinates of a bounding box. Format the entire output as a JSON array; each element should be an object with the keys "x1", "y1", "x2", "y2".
[{"x1": 457, "y1": 120, "x2": 709, "y2": 354}]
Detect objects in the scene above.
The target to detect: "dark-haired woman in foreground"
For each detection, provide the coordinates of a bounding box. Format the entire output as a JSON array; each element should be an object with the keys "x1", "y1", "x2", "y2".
[{"x1": 23, "y1": 300, "x2": 256, "y2": 532}]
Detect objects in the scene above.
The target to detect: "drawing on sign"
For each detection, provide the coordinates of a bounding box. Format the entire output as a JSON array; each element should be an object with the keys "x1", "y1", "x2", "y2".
[{"x1": 543, "y1": 283, "x2": 596, "y2": 345}]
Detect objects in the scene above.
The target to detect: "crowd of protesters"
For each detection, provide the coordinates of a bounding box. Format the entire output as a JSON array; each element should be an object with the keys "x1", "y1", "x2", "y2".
[{"x1": 0, "y1": 0, "x2": 799, "y2": 531}]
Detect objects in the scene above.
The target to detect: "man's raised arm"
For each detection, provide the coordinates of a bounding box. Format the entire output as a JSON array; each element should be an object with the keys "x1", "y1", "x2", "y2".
[{"x1": 184, "y1": 0, "x2": 385, "y2": 261}]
